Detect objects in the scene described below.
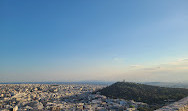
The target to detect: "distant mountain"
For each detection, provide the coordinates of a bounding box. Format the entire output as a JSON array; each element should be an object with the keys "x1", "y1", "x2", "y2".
[
  {"x1": 97, "y1": 82, "x2": 188, "y2": 109},
  {"x1": 0, "y1": 81, "x2": 113, "y2": 85},
  {"x1": 143, "y1": 82, "x2": 188, "y2": 89}
]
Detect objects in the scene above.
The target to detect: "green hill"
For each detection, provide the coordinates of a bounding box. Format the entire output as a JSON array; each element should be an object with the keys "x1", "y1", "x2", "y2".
[{"x1": 97, "y1": 82, "x2": 188, "y2": 105}]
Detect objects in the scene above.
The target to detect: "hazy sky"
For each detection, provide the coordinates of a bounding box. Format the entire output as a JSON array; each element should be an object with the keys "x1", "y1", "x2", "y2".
[{"x1": 1, "y1": 0, "x2": 188, "y2": 82}]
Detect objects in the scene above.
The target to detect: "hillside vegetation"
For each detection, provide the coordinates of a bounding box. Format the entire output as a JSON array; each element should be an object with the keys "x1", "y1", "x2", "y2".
[{"x1": 97, "y1": 82, "x2": 188, "y2": 105}]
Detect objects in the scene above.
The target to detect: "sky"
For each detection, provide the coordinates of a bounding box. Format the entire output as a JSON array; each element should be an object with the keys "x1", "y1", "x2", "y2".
[{"x1": 0, "y1": 0, "x2": 188, "y2": 82}]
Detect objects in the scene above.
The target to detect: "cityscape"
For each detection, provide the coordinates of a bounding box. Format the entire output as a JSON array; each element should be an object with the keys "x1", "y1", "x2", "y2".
[
  {"x1": 0, "y1": 83, "x2": 188, "y2": 111},
  {"x1": 0, "y1": 84, "x2": 147, "y2": 111}
]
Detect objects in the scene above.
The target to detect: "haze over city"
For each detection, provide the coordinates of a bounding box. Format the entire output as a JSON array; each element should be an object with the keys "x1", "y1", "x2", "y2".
[{"x1": 1, "y1": 0, "x2": 188, "y2": 83}]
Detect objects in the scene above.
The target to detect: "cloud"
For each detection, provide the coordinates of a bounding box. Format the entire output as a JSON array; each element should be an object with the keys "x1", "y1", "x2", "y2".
[
  {"x1": 178, "y1": 58, "x2": 188, "y2": 61},
  {"x1": 112, "y1": 57, "x2": 126, "y2": 63},
  {"x1": 112, "y1": 58, "x2": 188, "y2": 82},
  {"x1": 139, "y1": 58, "x2": 188, "y2": 72},
  {"x1": 168, "y1": 58, "x2": 188, "y2": 66},
  {"x1": 129, "y1": 65, "x2": 143, "y2": 69},
  {"x1": 142, "y1": 67, "x2": 160, "y2": 71}
]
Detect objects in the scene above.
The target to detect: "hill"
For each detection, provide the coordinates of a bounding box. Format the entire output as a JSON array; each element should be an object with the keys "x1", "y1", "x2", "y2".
[{"x1": 97, "y1": 82, "x2": 188, "y2": 106}]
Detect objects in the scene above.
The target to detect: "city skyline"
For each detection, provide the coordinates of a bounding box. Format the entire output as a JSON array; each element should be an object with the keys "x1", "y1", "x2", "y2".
[{"x1": 1, "y1": 0, "x2": 188, "y2": 82}]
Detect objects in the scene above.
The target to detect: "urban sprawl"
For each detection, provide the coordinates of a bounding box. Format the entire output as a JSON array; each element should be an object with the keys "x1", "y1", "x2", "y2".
[{"x1": 0, "y1": 84, "x2": 147, "y2": 111}]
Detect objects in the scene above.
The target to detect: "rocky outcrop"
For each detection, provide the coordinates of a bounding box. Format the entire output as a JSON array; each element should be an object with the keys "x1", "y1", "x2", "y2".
[{"x1": 155, "y1": 97, "x2": 188, "y2": 111}]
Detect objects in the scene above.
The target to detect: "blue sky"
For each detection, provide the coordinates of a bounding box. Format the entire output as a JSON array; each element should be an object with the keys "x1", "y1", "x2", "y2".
[{"x1": 1, "y1": 0, "x2": 188, "y2": 82}]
